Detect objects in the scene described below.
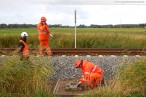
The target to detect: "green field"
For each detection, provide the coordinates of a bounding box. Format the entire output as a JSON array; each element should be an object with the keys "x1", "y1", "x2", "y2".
[{"x1": 0, "y1": 28, "x2": 146, "y2": 48}]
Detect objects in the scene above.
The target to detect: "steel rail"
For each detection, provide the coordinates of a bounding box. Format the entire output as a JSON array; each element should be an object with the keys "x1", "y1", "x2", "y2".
[{"x1": 0, "y1": 48, "x2": 146, "y2": 55}]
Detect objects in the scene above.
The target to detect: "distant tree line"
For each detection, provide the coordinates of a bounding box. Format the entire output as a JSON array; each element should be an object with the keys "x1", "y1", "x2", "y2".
[
  {"x1": 78, "y1": 24, "x2": 146, "y2": 28},
  {"x1": 0, "y1": 23, "x2": 146, "y2": 28},
  {"x1": 0, "y1": 24, "x2": 36, "y2": 28}
]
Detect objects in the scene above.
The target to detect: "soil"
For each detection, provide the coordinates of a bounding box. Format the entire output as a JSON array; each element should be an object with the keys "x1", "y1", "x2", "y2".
[
  {"x1": 51, "y1": 78, "x2": 110, "y2": 96},
  {"x1": 54, "y1": 78, "x2": 86, "y2": 96},
  {"x1": 48, "y1": 80, "x2": 57, "y2": 92}
]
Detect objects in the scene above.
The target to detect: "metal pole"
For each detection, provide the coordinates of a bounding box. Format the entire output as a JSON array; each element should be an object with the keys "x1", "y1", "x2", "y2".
[
  {"x1": 120, "y1": 19, "x2": 121, "y2": 28},
  {"x1": 75, "y1": 10, "x2": 77, "y2": 48}
]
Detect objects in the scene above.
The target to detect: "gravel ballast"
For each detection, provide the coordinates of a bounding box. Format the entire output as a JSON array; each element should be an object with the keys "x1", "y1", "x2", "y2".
[{"x1": 48, "y1": 55, "x2": 144, "y2": 80}]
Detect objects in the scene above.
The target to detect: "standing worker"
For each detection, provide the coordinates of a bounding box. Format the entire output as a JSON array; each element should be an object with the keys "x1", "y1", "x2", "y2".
[
  {"x1": 37, "y1": 16, "x2": 53, "y2": 56},
  {"x1": 18, "y1": 32, "x2": 29, "y2": 60},
  {"x1": 74, "y1": 60, "x2": 103, "y2": 89}
]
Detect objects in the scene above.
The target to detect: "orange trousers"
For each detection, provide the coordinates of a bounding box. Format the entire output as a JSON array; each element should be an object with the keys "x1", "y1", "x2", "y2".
[
  {"x1": 80, "y1": 73, "x2": 102, "y2": 88},
  {"x1": 39, "y1": 39, "x2": 52, "y2": 55},
  {"x1": 89, "y1": 73, "x2": 102, "y2": 87}
]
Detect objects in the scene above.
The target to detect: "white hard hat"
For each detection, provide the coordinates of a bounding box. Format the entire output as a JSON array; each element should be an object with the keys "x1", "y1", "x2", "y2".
[{"x1": 21, "y1": 32, "x2": 28, "y2": 37}]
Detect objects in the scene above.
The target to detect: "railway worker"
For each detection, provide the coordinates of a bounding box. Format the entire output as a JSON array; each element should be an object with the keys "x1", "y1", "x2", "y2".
[
  {"x1": 37, "y1": 16, "x2": 53, "y2": 56},
  {"x1": 18, "y1": 32, "x2": 29, "y2": 60},
  {"x1": 74, "y1": 60, "x2": 103, "y2": 89}
]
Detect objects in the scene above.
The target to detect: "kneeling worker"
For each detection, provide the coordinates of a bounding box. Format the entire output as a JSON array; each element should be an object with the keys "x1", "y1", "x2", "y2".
[
  {"x1": 74, "y1": 60, "x2": 103, "y2": 89},
  {"x1": 18, "y1": 32, "x2": 29, "y2": 60}
]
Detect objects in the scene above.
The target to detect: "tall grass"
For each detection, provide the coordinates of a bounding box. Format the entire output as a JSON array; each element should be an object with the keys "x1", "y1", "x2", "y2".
[
  {"x1": 117, "y1": 59, "x2": 146, "y2": 93},
  {"x1": 81, "y1": 58, "x2": 146, "y2": 97},
  {"x1": 1, "y1": 28, "x2": 146, "y2": 48},
  {"x1": 0, "y1": 56, "x2": 55, "y2": 97}
]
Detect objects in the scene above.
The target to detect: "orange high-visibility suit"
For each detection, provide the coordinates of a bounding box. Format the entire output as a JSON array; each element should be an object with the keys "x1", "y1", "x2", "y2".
[
  {"x1": 79, "y1": 60, "x2": 103, "y2": 88},
  {"x1": 37, "y1": 22, "x2": 52, "y2": 55},
  {"x1": 19, "y1": 40, "x2": 29, "y2": 58}
]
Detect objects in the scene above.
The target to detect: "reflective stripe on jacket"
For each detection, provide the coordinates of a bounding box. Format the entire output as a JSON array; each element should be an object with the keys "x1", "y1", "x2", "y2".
[
  {"x1": 37, "y1": 22, "x2": 50, "y2": 40},
  {"x1": 19, "y1": 40, "x2": 29, "y2": 58},
  {"x1": 81, "y1": 60, "x2": 102, "y2": 76}
]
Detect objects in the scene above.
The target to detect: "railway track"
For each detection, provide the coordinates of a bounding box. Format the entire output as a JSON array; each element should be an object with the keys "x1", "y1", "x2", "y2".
[{"x1": 0, "y1": 48, "x2": 146, "y2": 55}]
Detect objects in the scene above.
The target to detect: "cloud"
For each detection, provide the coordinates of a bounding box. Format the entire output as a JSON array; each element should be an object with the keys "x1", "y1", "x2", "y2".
[
  {"x1": 0, "y1": 0, "x2": 146, "y2": 25},
  {"x1": 33, "y1": 0, "x2": 112, "y2": 5},
  {"x1": 77, "y1": 5, "x2": 146, "y2": 25}
]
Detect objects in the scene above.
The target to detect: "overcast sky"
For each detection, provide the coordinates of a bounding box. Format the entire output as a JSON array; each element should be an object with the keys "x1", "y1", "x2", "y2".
[{"x1": 0, "y1": 0, "x2": 146, "y2": 26}]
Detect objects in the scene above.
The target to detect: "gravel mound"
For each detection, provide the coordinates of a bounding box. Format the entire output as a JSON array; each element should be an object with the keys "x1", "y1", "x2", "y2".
[{"x1": 49, "y1": 55, "x2": 144, "y2": 80}]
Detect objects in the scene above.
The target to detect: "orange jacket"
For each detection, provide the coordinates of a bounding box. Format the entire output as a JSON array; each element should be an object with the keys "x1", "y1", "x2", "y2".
[
  {"x1": 37, "y1": 22, "x2": 50, "y2": 40},
  {"x1": 81, "y1": 60, "x2": 102, "y2": 76},
  {"x1": 19, "y1": 40, "x2": 29, "y2": 58}
]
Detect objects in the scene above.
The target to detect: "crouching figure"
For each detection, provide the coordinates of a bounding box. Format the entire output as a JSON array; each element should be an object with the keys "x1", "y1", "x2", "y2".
[{"x1": 74, "y1": 60, "x2": 103, "y2": 89}]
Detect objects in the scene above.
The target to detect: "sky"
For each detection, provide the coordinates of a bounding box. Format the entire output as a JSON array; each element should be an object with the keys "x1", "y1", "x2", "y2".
[{"x1": 0, "y1": 0, "x2": 146, "y2": 26}]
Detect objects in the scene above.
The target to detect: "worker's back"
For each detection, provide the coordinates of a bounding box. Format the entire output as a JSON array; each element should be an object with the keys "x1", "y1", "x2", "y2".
[{"x1": 81, "y1": 60, "x2": 102, "y2": 74}]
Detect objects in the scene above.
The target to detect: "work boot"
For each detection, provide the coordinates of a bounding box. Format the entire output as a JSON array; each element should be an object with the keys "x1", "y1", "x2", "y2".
[{"x1": 46, "y1": 48, "x2": 52, "y2": 56}]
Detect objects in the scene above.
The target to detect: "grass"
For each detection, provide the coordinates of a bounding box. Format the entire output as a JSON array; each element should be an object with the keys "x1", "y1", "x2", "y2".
[
  {"x1": 1, "y1": 28, "x2": 146, "y2": 48},
  {"x1": 0, "y1": 56, "x2": 56, "y2": 97}
]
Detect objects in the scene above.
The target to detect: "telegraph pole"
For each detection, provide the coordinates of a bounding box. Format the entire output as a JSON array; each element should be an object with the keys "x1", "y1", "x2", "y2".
[{"x1": 74, "y1": 10, "x2": 77, "y2": 48}]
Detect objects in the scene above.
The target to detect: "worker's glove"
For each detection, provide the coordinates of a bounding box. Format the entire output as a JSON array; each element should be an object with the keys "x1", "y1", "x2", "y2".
[{"x1": 49, "y1": 34, "x2": 53, "y2": 38}]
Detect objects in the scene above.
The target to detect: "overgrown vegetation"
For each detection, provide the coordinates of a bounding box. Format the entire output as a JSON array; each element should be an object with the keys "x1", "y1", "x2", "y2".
[
  {"x1": 0, "y1": 56, "x2": 55, "y2": 97},
  {"x1": 1, "y1": 28, "x2": 146, "y2": 48},
  {"x1": 82, "y1": 58, "x2": 146, "y2": 97}
]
